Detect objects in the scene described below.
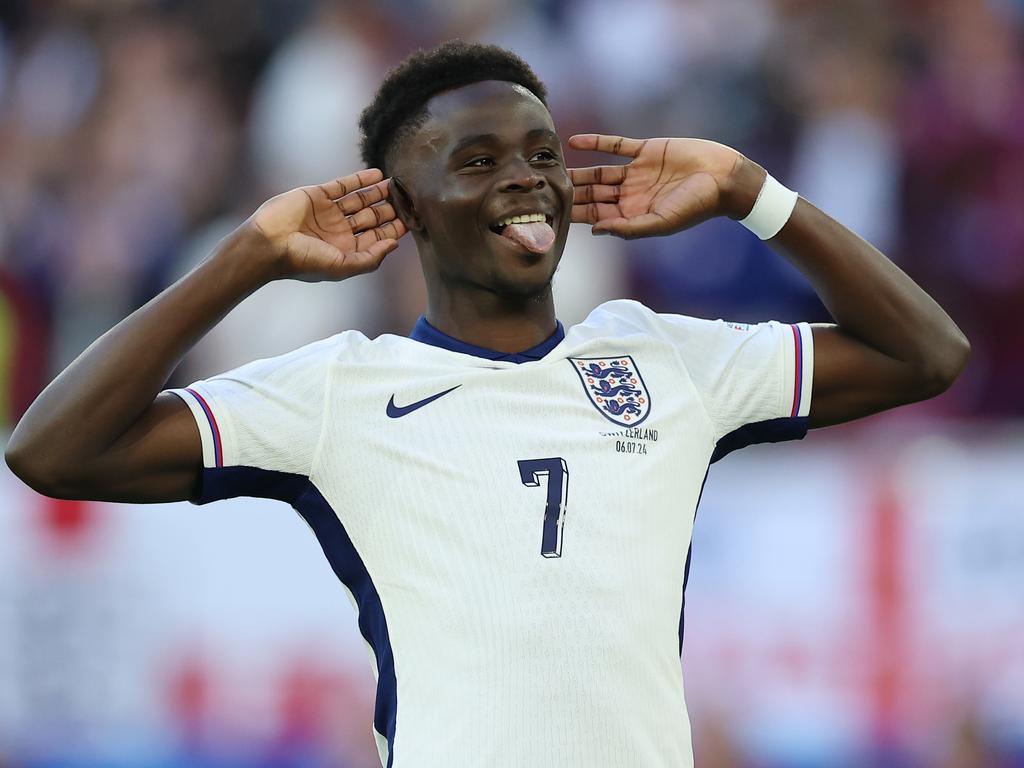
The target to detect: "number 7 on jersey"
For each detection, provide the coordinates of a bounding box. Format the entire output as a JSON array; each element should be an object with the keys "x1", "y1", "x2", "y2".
[{"x1": 517, "y1": 457, "x2": 569, "y2": 558}]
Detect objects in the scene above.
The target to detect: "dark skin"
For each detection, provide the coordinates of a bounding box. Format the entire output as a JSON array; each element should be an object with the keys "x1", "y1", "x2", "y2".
[
  {"x1": 565, "y1": 131, "x2": 971, "y2": 426},
  {"x1": 389, "y1": 81, "x2": 573, "y2": 353},
  {"x1": 5, "y1": 80, "x2": 969, "y2": 503}
]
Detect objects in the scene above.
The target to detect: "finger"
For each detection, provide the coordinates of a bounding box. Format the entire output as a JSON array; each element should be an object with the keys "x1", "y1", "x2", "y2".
[
  {"x1": 354, "y1": 219, "x2": 407, "y2": 251},
  {"x1": 376, "y1": 219, "x2": 407, "y2": 241},
  {"x1": 569, "y1": 165, "x2": 627, "y2": 186},
  {"x1": 342, "y1": 239, "x2": 399, "y2": 276},
  {"x1": 333, "y1": 178, "x2": 390, "y2": 215},
  {"x1": 316, "y1": 169, "x2": 384, "y2": 200},
  {"x1": 591, "y1": 212, "x2": 671, "y2": 240},
  {"x1": 571, "y1": 202, "x2": 622, "y2": 224},
  {"x1": 572, "y1": 184, "x2": 619, "y2": 205},
  {"x1": 346, "y1": 202, "x2": 397, "y2": 233},
  {"x1": 568, "y1": 134, "x2": 645, "y2": 158}
]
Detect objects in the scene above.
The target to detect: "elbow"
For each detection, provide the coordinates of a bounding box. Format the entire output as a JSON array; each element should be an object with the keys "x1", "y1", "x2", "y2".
[
  {"x1": 5, "y1": 442, "x2": 50, "y2": 494},
  {"x1": 918, "y1": 331, "x2": 971, "y2": 399},
  {"x1": 4, "y1": 443, "x2": 76, "y2": 499}
]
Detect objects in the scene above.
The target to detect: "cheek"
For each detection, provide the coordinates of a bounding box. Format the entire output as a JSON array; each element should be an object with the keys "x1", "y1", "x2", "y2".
[
  {"x1": 548, "y1": 167, "x2": 572, "y2": 199},
  {"x1": 554, "y1": 174, "x2": 574, "y2": 228},
  {"x1": 438, "y1": 178, "x2": 485, "y2": 209},
  {"x1": 429, "y1": 185, "x2": 487, "y2": 239}
]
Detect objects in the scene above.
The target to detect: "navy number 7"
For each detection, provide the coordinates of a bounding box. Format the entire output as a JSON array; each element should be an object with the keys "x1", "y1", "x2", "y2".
[{"x1": 517, "y1": 457, "x2": 569, "y2": 558}]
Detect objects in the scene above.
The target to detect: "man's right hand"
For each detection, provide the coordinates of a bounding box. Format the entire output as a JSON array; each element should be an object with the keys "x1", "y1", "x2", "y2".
[
  {"x1": 6, "y1": 167, "x2": 407, "y2": 503},
  {"x1": 247, "y1": 168, "x2": 408, "y2": 282}
]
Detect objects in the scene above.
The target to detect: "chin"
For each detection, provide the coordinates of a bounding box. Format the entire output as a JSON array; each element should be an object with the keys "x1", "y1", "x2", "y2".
[
  {"x1": 493, "y1": 279, "x2": 553, "y2": 301},
  {"x1": 489, "y1": 255, "x2": 560, "y2": 298}
]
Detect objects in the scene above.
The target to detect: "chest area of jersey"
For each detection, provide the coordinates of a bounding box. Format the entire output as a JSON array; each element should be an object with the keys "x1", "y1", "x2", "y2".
[
  {"x1": 320, "y1": 351, "x2": 709, "y2": 554},
  {"x1": 335, "y1": 351, "x2": 708, "y2": 466}
]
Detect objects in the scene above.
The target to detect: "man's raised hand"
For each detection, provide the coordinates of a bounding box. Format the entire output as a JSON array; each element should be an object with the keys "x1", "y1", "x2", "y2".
[
  {"x1": 247, "y1": 168, "x2": 408, "y2": 282},
  {"x1": 568, "y1": 135, "x2": 763, "y2": 240}
]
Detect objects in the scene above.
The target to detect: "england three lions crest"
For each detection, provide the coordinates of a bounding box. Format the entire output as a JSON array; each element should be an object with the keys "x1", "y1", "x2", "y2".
[{"x1": 569, "y1": 356, "x2": 651, "y2": 427}]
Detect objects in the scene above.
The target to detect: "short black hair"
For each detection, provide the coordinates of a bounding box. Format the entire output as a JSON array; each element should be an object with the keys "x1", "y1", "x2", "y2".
[{"x1": 358, "y1": 40, "x2": 548, "y2": 175}]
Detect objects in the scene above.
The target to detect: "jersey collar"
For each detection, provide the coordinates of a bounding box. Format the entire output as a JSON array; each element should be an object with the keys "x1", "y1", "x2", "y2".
[{"x1": 409, "y1": 316, "x2": 565, "y2": 364}]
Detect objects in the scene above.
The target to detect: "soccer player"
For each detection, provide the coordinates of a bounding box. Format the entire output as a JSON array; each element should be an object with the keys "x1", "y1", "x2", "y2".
[{"x1": 6, "y1": 42, "x2": 968, "y2": 767}]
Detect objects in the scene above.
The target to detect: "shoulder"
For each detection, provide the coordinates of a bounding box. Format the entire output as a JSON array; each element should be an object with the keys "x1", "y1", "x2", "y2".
[
  {"x1": 212, "y1": 330, "x2": 372, "y2": 388},
  {"x1": 571, "y1": 302, "x2": 791, "y2": 367},
  {"x1": 574, "y1": 299, "x2": 716, "y2": 339}
]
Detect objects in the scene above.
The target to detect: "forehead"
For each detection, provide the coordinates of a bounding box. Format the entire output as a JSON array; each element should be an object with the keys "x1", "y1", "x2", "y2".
[{"x1": 419, "y1": 80, "x2": 555, "y2": 151}]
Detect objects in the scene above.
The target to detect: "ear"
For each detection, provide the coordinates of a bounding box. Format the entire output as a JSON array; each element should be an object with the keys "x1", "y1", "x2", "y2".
[{"x1": 390, "y1": 177, "x2": 423, "y2": 233}]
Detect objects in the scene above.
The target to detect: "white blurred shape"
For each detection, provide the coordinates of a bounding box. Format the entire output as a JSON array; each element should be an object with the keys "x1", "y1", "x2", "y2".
[
  {"x1": 791, "y1": 111, "x2": 900, "y2": 253},
  {"x1": 552, "y1": 224, "x2": 626, "y2": 327},
  {"x1": 571, "y1": 0, "x2": 682, "y2": 114},
  {"x1": 249, "y1": 21, "x2": 375, "y2": 191}
]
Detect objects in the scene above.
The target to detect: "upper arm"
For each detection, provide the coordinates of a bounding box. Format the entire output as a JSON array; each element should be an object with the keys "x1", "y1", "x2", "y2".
[
  {"x1": 657, "y1": 313, "x2": 812, "y2": 438},
  {"x1": 8, "y1": 335, "x2": 341, "y2": 504},
  {"x1": 54, "y1": 391, "x2": 204, "y2": 503},
  {"x1": 636, "y1": 304, "x2": 813, "y2": 460},
  {"x1": 808, "y1": 324, "x2": 945, "y2": 428},
  {"x1": 156, "y1": 337, "x2": 336, "y2": 505}
]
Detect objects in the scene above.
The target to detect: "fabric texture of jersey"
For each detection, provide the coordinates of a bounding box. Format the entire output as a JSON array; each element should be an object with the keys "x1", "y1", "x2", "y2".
[{"x1": 166, "y1": 299, "x2": 814, "y2": 768}]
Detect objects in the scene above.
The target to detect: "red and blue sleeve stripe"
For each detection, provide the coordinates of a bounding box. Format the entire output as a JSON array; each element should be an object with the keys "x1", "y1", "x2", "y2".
[
  {"x1": 186, "y1": 387, "x2": 224, "y2": 467},
  {"x1": 789, "y1": 324, "x2": 805, "y2": 418}
]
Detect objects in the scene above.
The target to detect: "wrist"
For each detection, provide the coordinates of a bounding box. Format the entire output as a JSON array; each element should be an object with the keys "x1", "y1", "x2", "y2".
[
  {"x1": 215, "y1": 222, "x2": 285, "y2": 287},
  {"x1": 721, "y1": 155, "x2": 767, "y2": 221},
  {"x1": 737, "y1": 172, "x2": 799, "y2": 240}
]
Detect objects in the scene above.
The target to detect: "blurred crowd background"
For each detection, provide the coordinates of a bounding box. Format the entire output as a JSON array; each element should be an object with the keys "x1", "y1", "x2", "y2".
[
  {"x1": 2, "y1": 0, "x2": 1024, "y2": 417},
  {"x1": 0, "y1": 0, "x2": 1022, "y2": 766}
]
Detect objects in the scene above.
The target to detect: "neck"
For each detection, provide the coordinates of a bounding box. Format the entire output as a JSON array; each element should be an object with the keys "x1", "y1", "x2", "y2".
[{"x1": 425, "y1": 283, "x2": 557, "y2": 354}]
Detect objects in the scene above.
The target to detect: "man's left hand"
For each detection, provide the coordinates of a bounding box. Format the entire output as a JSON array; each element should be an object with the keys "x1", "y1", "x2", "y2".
[{"x1": 567, "y1": 134, "x2": 764, "y2": 239}]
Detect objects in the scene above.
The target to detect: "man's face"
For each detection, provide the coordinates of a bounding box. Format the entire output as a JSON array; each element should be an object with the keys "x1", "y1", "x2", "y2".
[{"x1": 392, "y1": 80, "x2": 573, "y2": 298}]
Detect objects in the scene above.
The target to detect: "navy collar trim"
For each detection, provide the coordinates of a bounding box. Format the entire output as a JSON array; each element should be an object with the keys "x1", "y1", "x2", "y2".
[{"x1": 409, "y1": 316, "x2": 565, "y2": 364}]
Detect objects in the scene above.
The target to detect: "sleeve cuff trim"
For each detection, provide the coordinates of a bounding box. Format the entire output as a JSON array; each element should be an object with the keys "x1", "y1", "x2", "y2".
[
  {"x1": 185, "y1": 387, "x2": 224, "y2": 467},
  {"x1": 789, "y1": 324, "x2": 803, "y2": 417},
  {"x1": 789, "y1": 323, "x2": 813, "y2": 419},
  {"x1": 174, "y1": 385, "x2": 224, "y2": 468}
]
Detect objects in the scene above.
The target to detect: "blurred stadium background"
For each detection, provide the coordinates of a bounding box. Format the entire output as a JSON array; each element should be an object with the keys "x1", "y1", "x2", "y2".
[{"x1": 0, "y1": 0, "x2": 1022, "y2": 766}]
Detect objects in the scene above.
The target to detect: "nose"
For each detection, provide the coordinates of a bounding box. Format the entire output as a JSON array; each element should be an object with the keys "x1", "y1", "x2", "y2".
[{"x1": 499, "y1": 159, "x2": 546, "y2": 192}]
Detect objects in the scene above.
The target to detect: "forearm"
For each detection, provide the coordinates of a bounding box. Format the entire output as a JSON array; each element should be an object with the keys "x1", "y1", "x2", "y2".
[
  {"x1": 728, "y1": 160, "x2": 970, "y2": 382},
  {"x1": 6, "y1": 225, "x2": 274, "y2": 478},
  {"x1": 778, "y1": 199, "x2": 967, "y2": 375}
]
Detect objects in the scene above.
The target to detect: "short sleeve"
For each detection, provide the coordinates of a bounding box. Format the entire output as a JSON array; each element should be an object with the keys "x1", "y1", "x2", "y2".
[
  {"x1": 654, "y1": 313, "x2": 814, "y2": 461},
  {"x1": 165, "y1": 335, "x2": 339, "y2": 503}
]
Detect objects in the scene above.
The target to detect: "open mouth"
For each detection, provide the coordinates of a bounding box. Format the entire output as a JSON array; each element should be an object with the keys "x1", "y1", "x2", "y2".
[
  {"x1": 488, "y1": 212, "x2": 554, "y2": 237},
  {"x1": 487, "y1": 212, "x2": 557, "y2": 255}
]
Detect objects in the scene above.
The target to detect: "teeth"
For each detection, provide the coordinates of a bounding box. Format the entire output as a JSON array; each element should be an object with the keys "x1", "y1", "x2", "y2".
[{"x1": 496, "y1": 212, "x2": 547, "y2": 228}]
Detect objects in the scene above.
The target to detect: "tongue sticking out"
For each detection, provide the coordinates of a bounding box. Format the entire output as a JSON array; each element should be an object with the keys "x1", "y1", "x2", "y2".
[{"x1": 501, "y1": 222, "x2": 556, "y2": 254}]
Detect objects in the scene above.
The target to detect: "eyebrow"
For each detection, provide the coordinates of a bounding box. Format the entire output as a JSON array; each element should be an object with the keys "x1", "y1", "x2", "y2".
[
  {"x1": 448, "y1": 128, "x2": 559, "y2": 157},
  {"x1": 449, "y1": 133, "x2": 500, "y2": 157}
]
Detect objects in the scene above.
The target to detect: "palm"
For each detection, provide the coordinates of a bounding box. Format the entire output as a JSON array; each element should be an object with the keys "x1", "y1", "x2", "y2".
[
  {"x1": 250, "y1": 168, "x2": 407, "y2": 281},
  {"x1": 568, "y1": 135, "x2": 740, "y2": 239}
]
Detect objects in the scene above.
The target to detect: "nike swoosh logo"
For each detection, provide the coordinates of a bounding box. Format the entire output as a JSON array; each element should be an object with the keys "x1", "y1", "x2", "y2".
[{"x1": 386, "y1": 385, "x2": 461, "y2": 418}]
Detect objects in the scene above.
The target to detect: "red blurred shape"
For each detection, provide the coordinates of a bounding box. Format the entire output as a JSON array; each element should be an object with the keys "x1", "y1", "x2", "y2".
[
  {"x1": 868, "y1": 473, "x2": 907, "y2": 743},
  {"x1": 278, "y1": 655, "x2": 344, "y2": 739},
  {"x1": 168, "y1": 650, "x2": 212, "y2": 732},
  {"x1": 38, "y1": 496, "x2": 100, "y2": 552}
]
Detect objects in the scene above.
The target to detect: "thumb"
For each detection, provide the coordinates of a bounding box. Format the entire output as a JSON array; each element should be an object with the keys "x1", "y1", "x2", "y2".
[
  {"x1": 592, "y1": 213, "x2": 669, "y2": 240},
  {"x1": 591, "y1": 219, "x2": 626, "y2": 237},
  {"x1": 287, "y1": 234, "x2": 397, "y2": 280},
  {"x1": 339, "y1": 239, "x2": 399, "y2": 277}
]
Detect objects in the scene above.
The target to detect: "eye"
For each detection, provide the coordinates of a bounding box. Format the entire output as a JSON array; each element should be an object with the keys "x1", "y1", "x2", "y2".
[
  {"x1": 531, "y1": 149, "x2": 559, "y2": 163},
  {"x1": 465, "y1": 156, "x2": 495, "y2": 168}
]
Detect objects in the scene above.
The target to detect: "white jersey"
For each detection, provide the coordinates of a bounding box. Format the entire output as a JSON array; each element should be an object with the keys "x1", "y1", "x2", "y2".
[{"x1": 168, "y1": 299, "x2": 813, "y2": 768}]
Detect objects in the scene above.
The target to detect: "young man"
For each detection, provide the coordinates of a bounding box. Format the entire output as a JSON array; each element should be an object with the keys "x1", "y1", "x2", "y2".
[{"x1": 6, "y1": 41, "x2": 968, "y2": 767}]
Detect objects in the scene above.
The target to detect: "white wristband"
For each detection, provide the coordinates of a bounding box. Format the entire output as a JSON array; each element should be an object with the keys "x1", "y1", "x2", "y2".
[{"x1": 738, "y1": 173, "x2": 798, "y2": 240}]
